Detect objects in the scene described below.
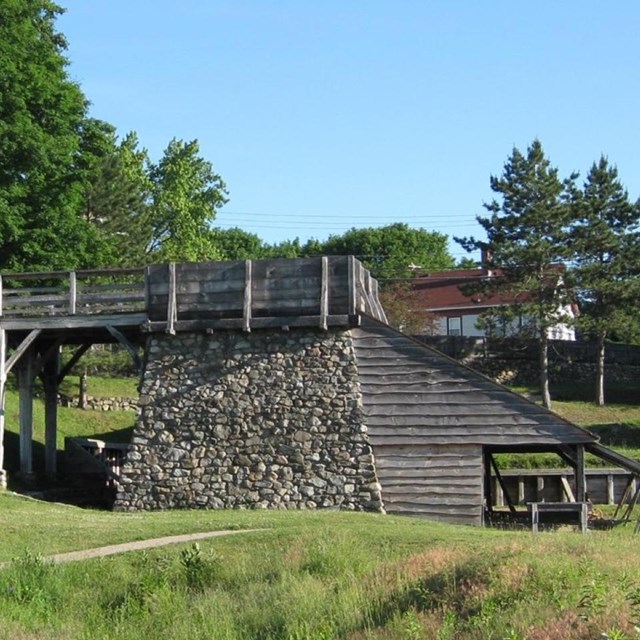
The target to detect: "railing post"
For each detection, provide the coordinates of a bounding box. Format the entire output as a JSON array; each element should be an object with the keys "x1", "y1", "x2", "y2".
[
  {"x1": 319, "y1": 256, "x2": 328, "y2": 330},
  {"x1": 0, "y1": 274, "x2": 3, "y2": 318},
  {"x1": 69, "y1": 271, "x2": 77, "y2": 315},
  {"x1": 243, "y1": 259, "x2": 252, "y2": 332},
  {"x1": 0, "y1": 328, "x2": 6, "y2": 488},
  {"x1": 166, "y1": 262, "x2": 177, "y2": 335}
]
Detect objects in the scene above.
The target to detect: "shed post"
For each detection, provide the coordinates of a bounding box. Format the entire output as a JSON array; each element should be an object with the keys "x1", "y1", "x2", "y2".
[
  {"x1": 18, "y1": 346, "x2": 35, "y2": 476},
  {"x1": 483, "y1": 451, "x2": 493, "y2": 512},
  {"x1": 0, "y1": 328, "x2": 6, "y2": 489},
  {"x1": 575, "y1": 445, "x2": 586, "y2": 502},
  {"x1": 43, "y1": 346, "x2": 61, "y2": 476}
]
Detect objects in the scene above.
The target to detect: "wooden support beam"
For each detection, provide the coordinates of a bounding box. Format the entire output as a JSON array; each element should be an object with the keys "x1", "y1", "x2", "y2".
[
  {"x1": 483, "y1": 451, "x2": 493, "y2": 513},
  {"x1": 5, "y1": 329, "x2": 41, "y2": 375},
  {"x1": 607, "y1": 474, "x2": 615, "y2": 505},
  {"x1": 348, "y1": 256, "x2": 356, "y2": 316},
  {"x1": 69, "y1": 271, "x2": 77, "y2": 314},
  {"x1": 518, "y1": 476, "x2": 525, "y2": 505},
  {"x1": 319, "y1": 257, "x2": 328, "y2": 331},
  {"x1": 243, "y1": 259, "x2": 252, "y2": 333},
  {"x1": 575, "y1": 445, "x2": 586, "y2": 502},
  {"x1": 489, "y1": 453, "x2": 516, "y2": 514},
  {"x1": 0, "y1": 328, "x2": 6, "y2": 488},
  {"x1": 43, "y1": 348, "x2": 60, "y2": 476},
  {"x1": 57, "y1": 343, "x2": 91, "y2": 384},
  {"x1": 561, "y1": 476, "x2": 575, "y2": 502},
  {"x1": 536, "y1": 476, "x2": 545, "y2": 501},
  {"x1": 18, "y1": 347, "x2": 35, "y2": 476},
  {"x1": 166, "y1": 262, "x2": 177, "y2": 335},
  {"x1": 105, "y1": 325, "x2": 142, "y2": 374}
]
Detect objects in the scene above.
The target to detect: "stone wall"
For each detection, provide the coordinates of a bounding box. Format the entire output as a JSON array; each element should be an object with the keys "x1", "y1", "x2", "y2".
[
  {"x1": 59, "y1": 396, "x2": 138, "y2": 412},
  {"x1": 114, "y1": 329, "x2": 384, "y2": 513}
]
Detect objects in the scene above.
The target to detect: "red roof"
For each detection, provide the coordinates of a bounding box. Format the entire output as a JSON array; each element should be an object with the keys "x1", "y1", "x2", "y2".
[{"x1": 411, "y1": 268, "x2": 526, "y2": 314}]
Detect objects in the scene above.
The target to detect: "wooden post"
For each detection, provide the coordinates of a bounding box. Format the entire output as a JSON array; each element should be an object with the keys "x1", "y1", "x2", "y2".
[
  {"x1": 319, "y1": 257, "x2": 328, "y2": 330},
  {"x1": 575, "y1": 445, "x2": 586, "y2": 502},
  {"x1": 348, "y1": 256, "x2": 356, "y2": 316},
  {"x1": 43, "y1": 347, "x2": 61, "y2": 476},
  {"x1": 243, "y1": 259, "x2": 252, "y2": 333},
  {"x1": 536, "y1": 476, "x2": 545, "y2": 502},
  {"x1": 167, "y1": 262, "x2": 177, "y2": 335},
  {"x1": 69, "y1": 271, "x2": 77, "y2": 314},
  {"x1": 483, "y1": 451, "x2": 493, "y2": 512},
  {"x1": 0, "y1": 274, "x2": 3, "y2": 318},
  {"x1": 0, "y1": 328, "x2": 6, "y2": 488},
  {"x1": 518, "y1": 477, "x2": 525, "y2": 505},
  {"x1": 79, "y1": 370, "x2": 88, "y2": 410},
  {"x1": 607, "y1": 474, "x2": 615, "y2": 505},
  {"x1": 18, "y1": 347, "x2": 35, "y2": 476}
]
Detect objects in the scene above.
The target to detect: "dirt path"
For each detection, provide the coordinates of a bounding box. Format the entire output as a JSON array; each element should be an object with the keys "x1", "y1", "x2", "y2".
[{"x1": 2, "y1": 529, "x2": 263, "y2": 567}]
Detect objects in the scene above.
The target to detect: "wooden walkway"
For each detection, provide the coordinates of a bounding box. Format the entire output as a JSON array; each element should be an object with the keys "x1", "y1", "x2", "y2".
[{"x1": 0, "y1": 257, "x2": 387, "y2": 486}]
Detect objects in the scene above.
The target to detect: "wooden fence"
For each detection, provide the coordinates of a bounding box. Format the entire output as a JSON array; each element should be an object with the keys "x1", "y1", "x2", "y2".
[{"x1": 0, "y1": 257, "x2": 387, "y2": 331}]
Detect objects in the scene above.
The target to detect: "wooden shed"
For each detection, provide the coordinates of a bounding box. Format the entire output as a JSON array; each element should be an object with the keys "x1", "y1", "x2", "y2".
[{"x1": 352, "y1": 318, "x2": 599, "y2": 526}]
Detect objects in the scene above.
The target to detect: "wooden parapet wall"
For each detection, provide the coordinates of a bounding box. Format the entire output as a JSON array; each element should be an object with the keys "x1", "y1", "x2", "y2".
[{"x1": 0, "y1": 256, "x2": 387, "y2": 333}]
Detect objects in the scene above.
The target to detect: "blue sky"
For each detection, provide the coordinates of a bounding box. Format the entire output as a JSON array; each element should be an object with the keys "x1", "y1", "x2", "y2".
[{"x1": 59, "y1": 1, "x2": 640, "y2": 262}]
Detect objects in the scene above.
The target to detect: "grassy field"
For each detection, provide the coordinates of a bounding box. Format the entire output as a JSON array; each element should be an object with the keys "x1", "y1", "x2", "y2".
[{"x1": 1, "y1": 492, "x2": 640, "y2": 639}]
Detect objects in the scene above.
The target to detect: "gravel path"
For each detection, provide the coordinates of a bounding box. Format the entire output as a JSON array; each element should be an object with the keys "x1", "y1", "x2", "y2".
[{"x1": 2, "y1": 529, "x2": 263, "y2": 567}]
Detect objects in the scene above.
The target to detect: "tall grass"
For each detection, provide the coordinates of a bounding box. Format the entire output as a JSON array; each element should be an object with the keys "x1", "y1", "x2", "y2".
[{"x1": 1, "y1": 500, "x2": 640, "y2": 639}]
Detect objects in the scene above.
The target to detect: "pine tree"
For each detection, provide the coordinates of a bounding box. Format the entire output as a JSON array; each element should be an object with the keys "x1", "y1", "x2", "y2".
[
  {"x1": 568, "y1": 157, "x2": 640, "y2": 405},
  {"x1": 456, "y1": 140, "x2": 575, "y2": 408}
]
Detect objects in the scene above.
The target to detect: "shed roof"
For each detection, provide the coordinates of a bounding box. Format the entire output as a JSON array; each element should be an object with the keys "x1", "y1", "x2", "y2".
[{"x1": 352, "y1": 318, "x2": 597, "y2": 448}]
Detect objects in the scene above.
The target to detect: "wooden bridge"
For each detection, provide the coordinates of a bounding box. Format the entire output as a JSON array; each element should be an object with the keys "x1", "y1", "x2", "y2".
[{"x1": 0, "y1": 256, "x2": 386, "y2": 485}]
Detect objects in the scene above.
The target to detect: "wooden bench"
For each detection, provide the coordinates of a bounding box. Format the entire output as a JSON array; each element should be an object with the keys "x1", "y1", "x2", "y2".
[{"x1": 528, "y1": 502, "x2": 589, "y2": 533}]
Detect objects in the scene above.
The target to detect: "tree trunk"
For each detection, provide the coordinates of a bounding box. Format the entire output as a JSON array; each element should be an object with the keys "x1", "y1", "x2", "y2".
[
  {"x1": 539, "y1": 329, "x2": 552, "y2": 409},
  {"x1": 596, "y1": 332, "x2": 606, "y2": 406}
]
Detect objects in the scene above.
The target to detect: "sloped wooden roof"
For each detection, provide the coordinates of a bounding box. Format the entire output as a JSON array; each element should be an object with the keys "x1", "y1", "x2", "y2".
[{"x1": 352, "y1": 319, "x2": 597, "y2": 448}]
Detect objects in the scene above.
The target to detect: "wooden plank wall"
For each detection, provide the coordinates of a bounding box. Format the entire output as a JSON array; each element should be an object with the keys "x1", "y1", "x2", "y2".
[
  {"x1": 374, "y1": 443, "x2": 483, "y2": 525},
  {"x1": 146, "y1": 256, "x2": 386, "y2": 324},
  {"x1": 352, "y1": 319, "x2": 597, "y2": 525}
]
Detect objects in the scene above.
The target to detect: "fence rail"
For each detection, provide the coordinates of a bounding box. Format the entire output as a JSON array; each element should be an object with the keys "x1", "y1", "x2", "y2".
[
  {"x1": 0, "y1": 257, "x2": 387, "y2": 330},
  {"x1": 0, "y1": 268, "x2": 146, "y2": 318}
]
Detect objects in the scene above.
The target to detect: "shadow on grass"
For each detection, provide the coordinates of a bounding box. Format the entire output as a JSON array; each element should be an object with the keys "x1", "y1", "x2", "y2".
[
  {"x1": 363, "y1": 558, "x2": 496, "y2": 632},
  {"x1": 587, "y1": 423, "x2": 640, "y2": 448}
]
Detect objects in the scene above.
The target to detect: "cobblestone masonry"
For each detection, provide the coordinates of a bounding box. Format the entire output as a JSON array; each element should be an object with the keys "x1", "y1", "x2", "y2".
[{"x1": 114, "y1": 329, "x2": 384, "y2": 512}]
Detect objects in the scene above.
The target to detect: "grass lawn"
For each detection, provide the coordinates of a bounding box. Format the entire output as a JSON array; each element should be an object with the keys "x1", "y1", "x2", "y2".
[{"x1": 1, "y1": 492, "x2": 640, "y2": 639}]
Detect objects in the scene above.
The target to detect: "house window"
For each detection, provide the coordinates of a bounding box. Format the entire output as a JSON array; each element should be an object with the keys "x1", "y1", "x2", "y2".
[{"x1": 447, "y1": 316, "x2": 462, "y2": 336}]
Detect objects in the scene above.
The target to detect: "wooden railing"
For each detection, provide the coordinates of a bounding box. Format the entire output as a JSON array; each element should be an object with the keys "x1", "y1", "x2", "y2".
[
  {"x1": 64, "y1": 437, "x2": 130, "y2": 487},
  {"x1": 0, "y1": 268, "x2": 146, "y2": 318},
  {"x1": 0, "y1": 257, "x2": 388, "y2": 329}
]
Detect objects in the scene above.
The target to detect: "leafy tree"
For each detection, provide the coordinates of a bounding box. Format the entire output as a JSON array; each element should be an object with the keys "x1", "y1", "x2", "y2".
[
  {"x1": 568, "y1": 157, "x2": 640, "y2": 405},
  {"x1": 0, "y1": 0, "x2": 102, "y2": 271},
  {"x1": 456, "y1": 140, "x2": 575, "y2": 409},
  {"x1": 84, "y1": 132, "x2": 153, "y2": 266},
  {"x1": 379, "y1": 281, "x2": 439, "y2": 334},
  {"x1": 147, "y1": 139, "x2": 228, "y2": 262},
  {"x1": 211, "y1": 227, "x2": 268, "y2": 261},
  {"x1": 318, "y1": 223, "x2": 454, "y2": 281}
]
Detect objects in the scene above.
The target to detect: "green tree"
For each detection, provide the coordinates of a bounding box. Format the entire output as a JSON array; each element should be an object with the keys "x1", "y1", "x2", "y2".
[
  {"x1": 456, "y1": 140, "x2": 575, "y2": 409},
  {"x1": 84, "y1": 131, "x2": 153, "y2": 266},
  {"x1": 568, "y1": 157, "x2": 640, "y2": 405},
  {"x1": 211, "y1": 227, "x2": 267, "y2": 261},
  {"x1": 147, "y1": 139, "x2": 228, "y2": 262},
  {"x1": 318, "y1": 223, "x2": 454, "y2": 280},
  {"x1": 0, "y1": 0, "x2": 101, "y2": 271}
]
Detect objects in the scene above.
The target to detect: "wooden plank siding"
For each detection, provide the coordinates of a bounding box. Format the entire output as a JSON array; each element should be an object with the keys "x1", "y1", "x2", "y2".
[
  {"x1": 352, "y1": 319, "x2": 597, "y2": 525},
  {"x1": 0, "y1": 257, "x2": 387, "y2": 332}
]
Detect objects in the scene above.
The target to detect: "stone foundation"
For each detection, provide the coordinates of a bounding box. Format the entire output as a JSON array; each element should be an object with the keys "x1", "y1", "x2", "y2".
[{"x1": 114, "y1": 329, "x2": 384, "y2": 512}]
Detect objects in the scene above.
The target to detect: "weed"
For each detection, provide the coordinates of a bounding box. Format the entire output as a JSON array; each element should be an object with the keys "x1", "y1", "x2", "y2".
[{"x1": 578, "y1": 573, "x2": 608, "y2": 621}]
